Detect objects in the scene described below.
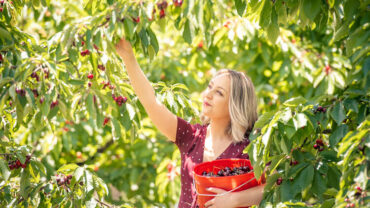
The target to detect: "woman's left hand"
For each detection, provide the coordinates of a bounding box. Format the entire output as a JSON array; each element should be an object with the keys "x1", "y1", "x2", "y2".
[{"x1": 204, "y1": 187, "x2": 237, "y2": 208}]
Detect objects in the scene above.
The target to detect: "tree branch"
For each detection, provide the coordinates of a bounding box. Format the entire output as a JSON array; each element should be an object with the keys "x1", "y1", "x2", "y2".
[{"x1": 77, "y1": 139, "x2": 114, "y2": 166}]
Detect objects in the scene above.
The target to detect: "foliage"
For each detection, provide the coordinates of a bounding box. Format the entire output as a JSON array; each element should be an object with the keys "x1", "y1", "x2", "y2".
[{"x1": 0, "y1": 0, "x2": 369, "y2": 207}]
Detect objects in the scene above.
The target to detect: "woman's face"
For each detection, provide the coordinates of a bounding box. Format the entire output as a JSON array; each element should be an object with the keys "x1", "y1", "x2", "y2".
[{"x1": 202, "y1": 74, "x2": 230, "y2": 120}]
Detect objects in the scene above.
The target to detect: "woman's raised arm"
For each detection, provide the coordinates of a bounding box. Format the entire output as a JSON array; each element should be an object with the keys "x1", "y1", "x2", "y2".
[{"x1": 115, "y1": 38, "x2": 177, "y2": 142}]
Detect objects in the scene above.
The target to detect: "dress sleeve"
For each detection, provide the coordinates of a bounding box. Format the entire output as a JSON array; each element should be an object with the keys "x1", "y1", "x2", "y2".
[{"x1": 175, "y1": 117, "x2": 202, "y2": 153}]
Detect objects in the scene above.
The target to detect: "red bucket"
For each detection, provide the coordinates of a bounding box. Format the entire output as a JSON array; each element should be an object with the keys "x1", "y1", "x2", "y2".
[{"x1": 193, "y1": 159, "x2": 259, "y2": 208}]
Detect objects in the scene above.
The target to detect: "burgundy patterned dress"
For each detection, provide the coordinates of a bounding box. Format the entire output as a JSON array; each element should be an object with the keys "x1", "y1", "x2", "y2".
[{"x1": 174, "y1": 117, "x2": 250, "y2": 208}]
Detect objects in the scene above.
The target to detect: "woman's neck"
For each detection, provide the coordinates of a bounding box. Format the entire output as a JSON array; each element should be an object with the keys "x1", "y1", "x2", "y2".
[{"x1": 208, "y1": 118, "x2": 232, "y2": 142}]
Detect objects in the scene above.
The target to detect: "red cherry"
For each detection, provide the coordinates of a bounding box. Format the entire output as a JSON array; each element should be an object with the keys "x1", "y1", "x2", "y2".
[
  {"x1": 80, "y1": 49, "x2": 90, "y2": 56},
  {"x1": 81, "y1": 41, "x2": 85, "y2": 46},
  {"x1": 32, "y1": 89, "x2": 39, "y2": 97},
  {"x1": 325, "y1": 65, "x2": 331, "y2": 75},
  {"x1": 356, "y1": 186, "x2": 362, "y2": 192},
  {"x1": 159, "y1": 9, "x2": 165, "y2": 18},
  {"x1": 197, "y1": 41, "x2": 203, "y2": 49},
  {"x1": 9, "y1": 164, "x2": 14, "y2": 170},
  {"x1": 173, "y1": 0, "x2": 183, "y2": 7},
  {"x1": 16, "y1": 160, "x2": 21, "y2": 167},
  {"x1": 276, "y1": 177, "x2": 283, "y2": 185},
  {"x1": 50, "y1": 100, "x2": 59, "y2": 109},
  {"x1": 39, "y1": 97, "x2": 44, "y2": 104},
  {"x1": 0, "y1": 53, "x2": 3, "y2": 62},
  {"x1": 103, "y1": 117, "x2": 110, "y2": 126},
  {"x1": 0, "y1": 8, "x2": 3, "y2": 12},
  {"x1": 98, "y1": 65, "x2": 105, "y2": 71},
  {"x1": 87, "y1": 74, "x2": 94, "y2": 79},
  {"x1": 316, "y1": 139, "x2": 324, "y2": 146},
  {"x1": 167, "y1": 162, "x2": 174, "y2": 172},
  {"x1": 88, "y1": 82, "x2": 92, "y2": 87},
  {"x1": 93, "y1": 44, "x2": 99, "y2": 51},
  {"x1": 132, "y1": 16, "x2": 140, "y2": 23},
  {"x1": 318, "y1": 146, "x2": 324, "y2": 152},
  {"x1": 313, "y1": 144, "x2": 319, "y2": 149}
]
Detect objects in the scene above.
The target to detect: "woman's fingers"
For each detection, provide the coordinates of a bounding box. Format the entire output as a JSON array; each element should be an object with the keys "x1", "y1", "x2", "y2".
[
  {"x1": 204, "y1": 198, "x2": 214, "y2": 207},
  {"x1": 115, "y1": 38, "x2": 134, "y2": 60}
]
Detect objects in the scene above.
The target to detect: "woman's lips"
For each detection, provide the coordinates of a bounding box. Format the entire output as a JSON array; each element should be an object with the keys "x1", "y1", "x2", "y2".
[{"x1": 203, "y1": 101, "x2": 211, "y2": 106}]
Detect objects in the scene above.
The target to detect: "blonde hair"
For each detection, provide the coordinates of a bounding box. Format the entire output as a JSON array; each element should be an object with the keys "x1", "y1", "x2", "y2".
[{"x1": 200, "y1": 69, "x2": 258, "y2": 143}]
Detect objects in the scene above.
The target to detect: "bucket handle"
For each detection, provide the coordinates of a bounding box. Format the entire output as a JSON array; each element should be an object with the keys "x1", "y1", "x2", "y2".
[{"x1": 193, "y1": 176, "x2": 257, "y2": 197}]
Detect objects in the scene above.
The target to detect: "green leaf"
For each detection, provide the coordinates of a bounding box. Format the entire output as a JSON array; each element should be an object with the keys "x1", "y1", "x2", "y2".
[
  {"x1": 0, "y1": 159, "x2": 11, "y2": 181},
  {"x1": 321, "y1": 199, "x2": 335, "y2": 208},
  {"x1": 302, "y1": 0, "x2": 321, "y2": 21},
  {"x1": 343, "y1": 99, "x2": 358, "y2": 113},
  {"x1": 87, "y1": 93, "x2": 96, "y2": 120},
  {"x1": 293, "y1": 113, "x2": 308, "y2": 130},
  {"x1": 264, "y1": 172, "x2": 281, "y2": 191},
  {"x1": 330, "y1": 102, "x2": 346, "y2": 125},
  {"x1": 31, "y1": 160, "x2": 46, "y2": 177},
  {"x1": 283, "y1": 96, "x2": 307, "y2": 107},
  {"x1": 86, "y1": 197, "x2": 97, "y2": 208},
  {"x1": 148, "y1": 44, "x2": 155, "y2": 60},
  {"x1": 57, "y1": 164, "x2": 79, "y2": 172},
  {"x1": 293, "y1": 165, "x2": 314, "y2": 192},
  {"x1": 279, "y1": 108, "x2": 292, "y2": 124},
  {"x1": 259, "y1": 0, "x2": 272, "y2": 28},
  {"x1": 147, "y1": 28, "x2": 159, "y2": 53},
  {"x1": 166, "y1": 91, "x2": 175, "y2": 109},
  {"x1": 123, "y1": 18, "x2": 135, "y2": 40},
  {"x1": 111, "y1": 118, "x2": 121, "y2": 139},
  {"x1": 329, "y1": 124, "x2": 349, "y2": 147},
  {"x1": 183, "y1": 19, "x2": 193, "y2": 44},
  {"x1": 327, "y1": 0, "x2": 335, "y2": 8},
  {"x1": 267, "y1": 23, "x2": 279, "y2": 44},
  {"x1": 74, "y1": 166, "x2": 85, "y2": 182},
  {"x1": 0, "y1": 77, "x2": 13, "y2": 88},
  {"x1": 16, "y1": 151, "x2": 26, "y2": 164},
  {"x1": 126, "y1": 103, "x2": 135, "y2": 120},
  {"x1": 68, "y1": 79, "x2": 85, "y2": 85},
  {"x1": 85, "y1": 169, "x2": 94, "y2": 194},
  {"x1": 20, "y1": 169, "x2": 31, "y2": 198},
  {"x1": 266, "y1": 7, "x2": 279, "y2": 43},
  {"x1": 234, "y1": 0, "x2": 247, "y2": 16},
  {"x1": 254, "y1": 111, "x2": 275, "y2": 129},
  {"x1": 321, "y1": 150, "x2": 340, "y2": 162}
]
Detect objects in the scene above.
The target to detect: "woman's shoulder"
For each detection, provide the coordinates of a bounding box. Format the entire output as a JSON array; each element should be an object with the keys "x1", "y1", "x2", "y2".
[{"x1": 177, "y1": 117, "x2": 207, "y2": 136}]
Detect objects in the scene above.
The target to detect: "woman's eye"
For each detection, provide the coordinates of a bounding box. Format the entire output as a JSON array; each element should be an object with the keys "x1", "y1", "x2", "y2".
[{"x1": 217, "y1": 91, "x2": 223, "y2": 96}]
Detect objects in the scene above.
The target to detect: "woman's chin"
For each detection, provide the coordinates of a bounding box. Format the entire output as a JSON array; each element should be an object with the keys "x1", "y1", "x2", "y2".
[{"x1": 202, "y1": 110, "x2": 211, "y2": 118}]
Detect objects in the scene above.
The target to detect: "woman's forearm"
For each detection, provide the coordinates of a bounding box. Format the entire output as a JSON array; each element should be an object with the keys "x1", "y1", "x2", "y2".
[
  {"x1": 121, "y1": 53, "x2": 157, "y2": 108},
  {"x1": 231, "y1": 184, "x2": 265, "y2": 207}
]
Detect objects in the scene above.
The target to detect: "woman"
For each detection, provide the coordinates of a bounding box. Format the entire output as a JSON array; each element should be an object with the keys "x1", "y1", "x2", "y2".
[{"x1": 115, "y1": 38, "x2": 265, "y2": 208}]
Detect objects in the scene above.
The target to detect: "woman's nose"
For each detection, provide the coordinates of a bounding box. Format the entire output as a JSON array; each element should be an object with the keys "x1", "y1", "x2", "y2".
[{"x1": 205, "y1": 89, "x2": 213, "y2": 99}]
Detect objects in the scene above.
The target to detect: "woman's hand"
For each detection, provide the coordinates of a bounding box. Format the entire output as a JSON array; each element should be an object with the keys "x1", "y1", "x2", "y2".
[
  {"x1": 115, "y1": 38, "x2": 135, "y2": 62},
  {"x1": 204, "y1": 188, "x2": 238, "y2": 208}
]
